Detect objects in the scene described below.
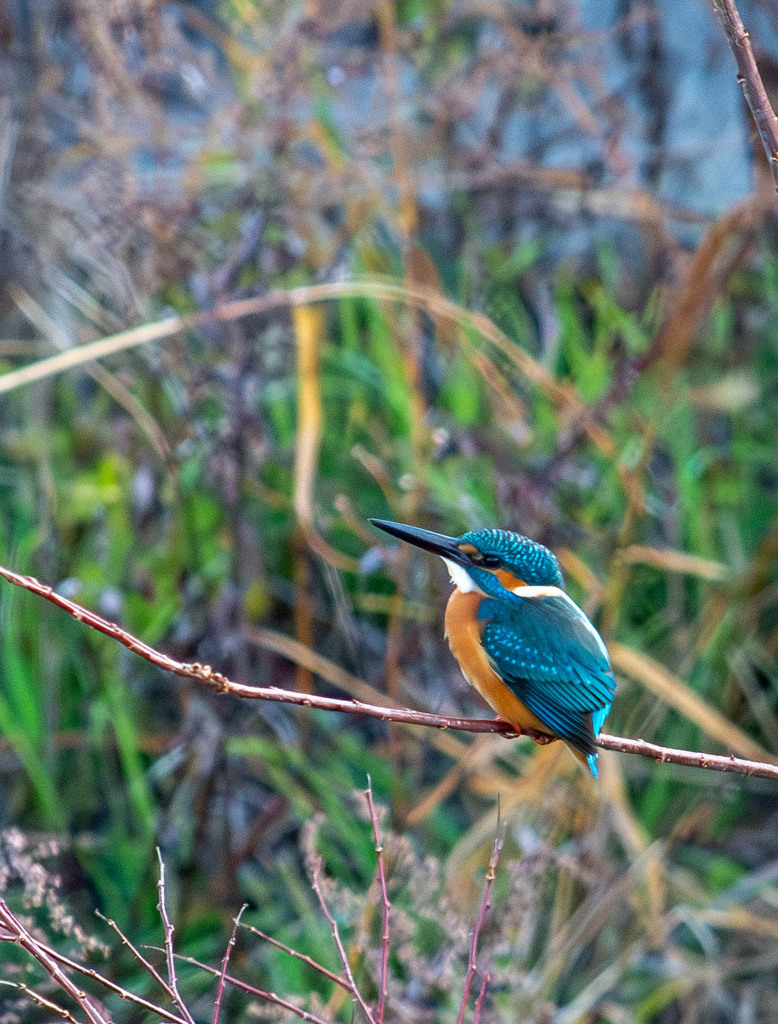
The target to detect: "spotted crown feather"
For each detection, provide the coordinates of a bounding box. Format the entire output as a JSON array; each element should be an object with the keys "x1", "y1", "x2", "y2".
[{"x1": 458, "y1": 529, "x2": 565, "y2": 589}]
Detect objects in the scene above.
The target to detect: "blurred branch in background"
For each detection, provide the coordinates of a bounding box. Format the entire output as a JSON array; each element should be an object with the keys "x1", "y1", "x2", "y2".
[
  {"x1": 0, "y1": 281, "x2": 555, "y2": 396},
  {"x1": 1, "y1": 561, "x2": 776, "y2": 783}
]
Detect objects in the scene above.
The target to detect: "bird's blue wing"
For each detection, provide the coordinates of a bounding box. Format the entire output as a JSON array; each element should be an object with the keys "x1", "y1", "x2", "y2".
[{"x1": 478, "y1": 591, "x2": 615, "y2": 766}]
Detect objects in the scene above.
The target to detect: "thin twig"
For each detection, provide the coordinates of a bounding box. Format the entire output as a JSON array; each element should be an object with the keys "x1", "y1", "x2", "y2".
[
  {"x1": 154, "y1": 949, "x2": 335, "y2": 1024},
  {"x1": 0, "y1": 980, "x2": 80, "y2": 1023},
  {"x1": 709, "y1": 0, "x2": 778, "y2": 193},
  {"x1": 34, "y1": 934, "x2": 189, "y2": 1024},
  {"x1": 156, "y1": 851, "x2": 197, "y2": 1024},
  {"x1": 242, "y1": 924, "x2": 352, "y2": 991},
  {"x1": 0, "y1": 563, "x2": 777, "y2": 781},
  {"x1": 455, "y1": 832, "x2": 503, "y2": 1024},
  {"x1": 473, "y1": 972, "x2": 491, "y2": 1024},
  {"x1": 0, "y1": 900, "x2": 109, "y2": 1024},
  {"x1": 365, "y1": 778, "x2": 390, "y2": 1024},
  {"x1": 213, "y1": 904, "x2": 247, "y2": 1024},
  {"x1": 95, "y1": 909, "x2": 182, "y2": 1008},
  {"x1": 310, "y1": 856, "x2": 376, "y2": 1023},
  {"x1": 597, "y1": 733, "x2": 776, "y2": 776}
]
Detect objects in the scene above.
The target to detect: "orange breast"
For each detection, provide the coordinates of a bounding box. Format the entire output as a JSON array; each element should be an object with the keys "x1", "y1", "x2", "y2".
[{"x1": 444, "y1": 589, "x2": 551, "y2": 736}]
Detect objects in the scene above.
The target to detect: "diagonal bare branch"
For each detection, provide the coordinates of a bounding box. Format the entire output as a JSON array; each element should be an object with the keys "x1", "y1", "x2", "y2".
[
  {"x1": 213, "y1": 905, "x2": 247, "y2": 1024},
  {"x1": 456, "y1": 831, "x2": 502, "y2": 1024},
  {"x1": 709, "y1": 0, "x2": 778, "y2": 193},
  {"x1": 0, "y1": 563, "x2": 776, "y2": 782}
]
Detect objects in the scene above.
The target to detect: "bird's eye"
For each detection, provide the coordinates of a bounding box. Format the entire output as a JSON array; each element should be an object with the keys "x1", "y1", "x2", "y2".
[{"x1": 479, "y1": 553, "x2": 501, "y2": 568}]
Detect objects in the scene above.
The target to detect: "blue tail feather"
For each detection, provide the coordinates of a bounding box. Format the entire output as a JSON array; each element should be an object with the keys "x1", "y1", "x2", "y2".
[
  {"x1": 591, "y1": 703, "x2": 611, "y2": 737},
  {"x1": 587, "y1": 702, "x2": 612, "y2": 777}
]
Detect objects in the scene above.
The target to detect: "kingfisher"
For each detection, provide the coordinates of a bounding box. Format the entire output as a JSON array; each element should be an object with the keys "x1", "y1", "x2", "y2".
[{"x1": 370, "y1": 519, "x2": 615, "y2": 776}]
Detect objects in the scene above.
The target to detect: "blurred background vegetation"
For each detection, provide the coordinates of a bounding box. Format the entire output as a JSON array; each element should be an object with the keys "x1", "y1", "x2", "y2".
[{"x1": 1, "y1": 0, "x2": 778, "y2": 1020}]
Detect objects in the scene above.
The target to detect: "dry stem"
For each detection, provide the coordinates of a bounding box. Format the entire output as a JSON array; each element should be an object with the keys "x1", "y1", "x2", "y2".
[
  {"x1": 310, "y1": 855, "x2": 375, "y2": 1023},
  {"x1": 243, "y1": 924, "x2": 351, "y2": 990},
  {"x1": 213, "y1": 905, "x2": 247, "y2": 1024},
  {"x1": 473, "y1": 971, "x2": 491, "y2": 1024},
  {"x1": 0, "y1": 900, "x2": 109, "y2": 1024},
  {"x1": 36, "y1": 934, "x2": 188, "y2": 1024},
  {"x1": 456, "y1": 833, "x2": 503, "y2": 1024},
  {"x1": 162, "y1": 950, "x2": 335, "y2": 1024},
  {"x1": 365, "y1": 778, "x2": 390, "y2": 1024},
  {"x1": 709, "y1": 0, "x2": 778, "y2": 193},
  {"x1": 157, "y1": 851, "x2": 197, "y2": 1024},
  {"x1": 95, "y1": 908, "x2": 181, "y2": 1007}
]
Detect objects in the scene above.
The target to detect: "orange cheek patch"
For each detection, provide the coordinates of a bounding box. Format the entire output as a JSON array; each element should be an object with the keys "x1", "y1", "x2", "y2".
[{"x1": 495, "y1": 568, "x2": 526, "y2": 590}]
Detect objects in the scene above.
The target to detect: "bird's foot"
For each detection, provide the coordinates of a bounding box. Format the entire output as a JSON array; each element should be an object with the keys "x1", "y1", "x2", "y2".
[
  {"x1": 528, "y1": 731, "x2": 557, "y2": 746},
  {"x1": 492, "y1": 716, "x2": 522, "y2": 737},
  {"x1": 492, "y1": 716, "x2": 556, "y2": 745}
]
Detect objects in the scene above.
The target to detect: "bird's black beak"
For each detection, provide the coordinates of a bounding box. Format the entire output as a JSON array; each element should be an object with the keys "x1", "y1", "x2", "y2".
[{"x1": 369, "y1": 519, "x2": 469, "y2": 565}]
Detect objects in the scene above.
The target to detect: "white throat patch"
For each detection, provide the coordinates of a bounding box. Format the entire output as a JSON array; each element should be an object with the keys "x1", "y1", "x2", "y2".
[{"x1": 442, "y1": 558, "x2": 484, "y2": 594}]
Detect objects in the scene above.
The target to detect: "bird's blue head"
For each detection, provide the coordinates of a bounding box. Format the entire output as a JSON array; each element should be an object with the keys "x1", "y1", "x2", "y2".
[{"x1": 369, "y1": 520, "x2": 564, "y2": 598}]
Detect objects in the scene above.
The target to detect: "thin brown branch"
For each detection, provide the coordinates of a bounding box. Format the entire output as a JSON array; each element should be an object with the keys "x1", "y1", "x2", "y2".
[
  {"x1": 157, "y1": 851, "x2": 196, "y2": 1024},
  {"x1": 213, "y1": 905, "x2": 247, "y2": 1024},
  {"x1": 0, "y1": 564, "x2": 777, "y2": 781},
  {"x1": 155, "y1": 950, "x2": 335, "y2": 1024},
  {"x1": 473, "y1": 972, "x2": 491, "y2": 1024},
  {"x1": 0, "y1": 981, "x2": 80, "y2": 1023},
  {"x1": 365, "y1": 778, "x2": 390, "y2": 1024},
  {"x1": 95, "y1": 909, "x2": 183, "y2": 1011},
  {"x1": 597, "y1": 734, "x2": 775, "y2": 777},
  {"x1": 0, "y1": 900, "x2": 109, "y2": 1024},
  {"x1": 310, "y1": 855, "x2": 375, "y2": 1024},
  {"x1": 242, "y1": 924, "x2": 352, "y2": 991},
  {"x1": 0, "y1": 562, "x2": 522, "y2": 734},
  {"x1": 35, "y1": 933, "x2": 189, "y2": 1024},
  {"x1": 456, "y1": 832, "x2": 502, "y2": 1024},
  {"x1": 709, "y1": 0, "x2": 778, "y2": 192}
]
